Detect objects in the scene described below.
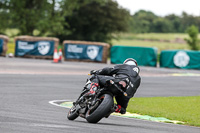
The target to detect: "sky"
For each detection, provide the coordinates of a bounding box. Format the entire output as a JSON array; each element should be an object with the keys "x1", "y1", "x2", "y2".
[{"x1": 115, "y1": 0, "x2": 200, "y2": 16}]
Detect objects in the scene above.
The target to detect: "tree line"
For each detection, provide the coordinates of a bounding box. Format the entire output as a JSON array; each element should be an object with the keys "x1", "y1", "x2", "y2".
[
  {"x1": 0, "y1": 0, "x2": 200, "y2": 44},
  {"x1": 129, "y1": 10, "x2": 200, "y2": 33},
  {"x1": 0, "y1": 0, "x2": 129, "y2": 43}
]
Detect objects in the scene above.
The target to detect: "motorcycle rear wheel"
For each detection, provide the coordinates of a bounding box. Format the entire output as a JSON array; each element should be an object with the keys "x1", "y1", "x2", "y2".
[{"x1": 85, "y1": 94, "x2": 113, "y2": 123}]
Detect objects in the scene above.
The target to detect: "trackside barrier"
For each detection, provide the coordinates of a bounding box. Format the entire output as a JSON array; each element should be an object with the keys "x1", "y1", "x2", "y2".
[
  {"x1": 111, "y1": 46, "x2": 157, "y2": 67},
  {"x1": 63, "y1": 40, "x2": 110, "y2": 63},
  {"x1": 0, "y1": 35, "x2": 9, "y2": 56},
  {"x1": 14, "y1": 36, "x2": 59, "y2": 59},
  {"x1": 160, "y1": 50, "x2": 200, "y2": 69}
]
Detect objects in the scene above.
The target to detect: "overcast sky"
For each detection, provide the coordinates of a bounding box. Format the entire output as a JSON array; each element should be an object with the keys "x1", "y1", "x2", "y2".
[{"x1": 115, "y1": 0, "x2": 200, "y2": 16}]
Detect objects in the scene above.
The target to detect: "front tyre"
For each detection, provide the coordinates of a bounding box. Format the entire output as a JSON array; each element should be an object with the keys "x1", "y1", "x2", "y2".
[
  {"x1": 86, "y1": 94, "x2": 113, "y2": 123},
  {"x1": 67, "y1": 105, "x2": 79, "y2": 120}
]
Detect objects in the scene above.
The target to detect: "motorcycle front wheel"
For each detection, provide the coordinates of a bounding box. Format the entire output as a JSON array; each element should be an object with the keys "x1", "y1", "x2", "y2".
[
  {"x1": 67, "y1": 105, "x2": 79, "y2": 120},
  {"x1": 85, "y1": 94, "x2": 113, "y2": 123}
]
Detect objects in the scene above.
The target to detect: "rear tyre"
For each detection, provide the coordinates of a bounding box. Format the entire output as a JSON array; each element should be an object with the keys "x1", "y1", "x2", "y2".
[
  {"x1": 67, "y1": 105, "x2": 79, "y2": 120},
  {"x1": 85, "y1": 94, "x2": 113, "y2": 123}
]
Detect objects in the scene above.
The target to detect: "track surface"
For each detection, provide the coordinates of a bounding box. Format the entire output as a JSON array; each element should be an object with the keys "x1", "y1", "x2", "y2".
[{"x1": 0, "y1": 57, "x2": 200, "y2": 133}]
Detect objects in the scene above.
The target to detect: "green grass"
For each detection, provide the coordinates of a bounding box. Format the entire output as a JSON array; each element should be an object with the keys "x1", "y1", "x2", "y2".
[
  {"x1": 117, "y1": 33, "x2": 200, "y2": 41},
  {"x1": 7, "y1": 42, "x2": 15, "y2": 54},
  {"x1": 112, "y1": 39, "x2": 189, "y2": 53},
  {"x1": 127, "y1": 96, "x2": 200, "y2": 127}
]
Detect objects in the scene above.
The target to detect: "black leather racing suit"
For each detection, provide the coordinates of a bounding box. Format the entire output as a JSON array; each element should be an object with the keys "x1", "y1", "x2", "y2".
[{"x1": 91, "y1": 64, "x2": 141, "y2": 114}]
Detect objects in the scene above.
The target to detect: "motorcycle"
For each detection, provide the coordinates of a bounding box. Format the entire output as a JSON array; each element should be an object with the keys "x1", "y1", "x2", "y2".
[{"x1": 67, "y1": 73, "x2": 128, "y2": 123}]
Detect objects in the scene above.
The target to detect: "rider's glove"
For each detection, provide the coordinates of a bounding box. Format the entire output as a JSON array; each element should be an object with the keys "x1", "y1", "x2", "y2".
[{"x1": 90, "y1": 70, "x2": 97, "y2": 75}]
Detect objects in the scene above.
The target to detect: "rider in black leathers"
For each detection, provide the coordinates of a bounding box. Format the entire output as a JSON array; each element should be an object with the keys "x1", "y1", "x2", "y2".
[{"x1": 86, "y1": 58, "x2": 141, "y2": 114}]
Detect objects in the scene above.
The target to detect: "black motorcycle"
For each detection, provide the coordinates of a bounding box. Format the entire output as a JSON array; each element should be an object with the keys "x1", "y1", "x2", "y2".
[{"x1": 67, "y1": 74, "x2": 128, "y2": 123}]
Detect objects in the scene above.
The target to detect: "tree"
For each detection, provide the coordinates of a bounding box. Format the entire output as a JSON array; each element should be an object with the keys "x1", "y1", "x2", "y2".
[
  {"x1": 165, "y1": 14, "x2": 181, "y2": 32},
  {"x1": 0, "y1": 0, "x2": 10, "y2": 34},
  {"x1": 129, "y1": 10, "x2": 200, "y2": 33},
  {"x1": 185, "y1": 25, "x2": 199, "y2": 50},
  {"x1": 7, "y1": 0, "x2": 49, "y2": 35},
  {"x1": 0, "y1": 0, "x2": 66, "y2": 36},
  {"x1": 152, "y1": 18, "x2": 174, "y2": 33},
  {"x1": 179, "y1": 12, "x2": 199, "y2": 33},
  {"x1": 57, "y1": 0, "x2": 130, "y2": 43},
  {"x1": 129, "y1": 10, "x2": 158, "y2": 33},
  {"x1": 0, "y1": 0, "x2": 130, "y2": 43},
  {"x1": 36, "y1": 0, "x2": 67, "y2": 36}
]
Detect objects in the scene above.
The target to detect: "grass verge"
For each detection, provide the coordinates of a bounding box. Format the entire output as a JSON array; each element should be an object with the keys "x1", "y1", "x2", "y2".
[
  {"x1": 127, "y1": 96, "x2": 200, "y2": 127},
  {"x1": 112, "y1": 39, "x2": 189, "y2": 53},
  {"x1": 117, "y1": 33, "x2": 191, "y2": 41},
  {"x1": 7, "y1": 42, "x2": 15, "y2": 54}
]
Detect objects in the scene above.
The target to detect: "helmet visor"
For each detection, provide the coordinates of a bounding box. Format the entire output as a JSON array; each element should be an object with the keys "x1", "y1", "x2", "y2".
[{"x1": 125, "y1": 61, "x2": 136, "y2": 66}]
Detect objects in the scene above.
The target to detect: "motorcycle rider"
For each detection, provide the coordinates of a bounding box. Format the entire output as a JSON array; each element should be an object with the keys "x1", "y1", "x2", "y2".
[{"x1": 86, "y1": 58, "x2": 141, "y2": 114}]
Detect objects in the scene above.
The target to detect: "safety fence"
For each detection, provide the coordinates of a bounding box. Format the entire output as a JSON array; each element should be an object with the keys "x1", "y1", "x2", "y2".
[
  {"x1": 160, "y1": 50, "x2": 200, "y2": 69},
  {"x1": 111, "y1": 46, "x2": 158, "y2": 67},
  {"x1": 2, "y1": 34, "x2": 200, "y2": 69}
]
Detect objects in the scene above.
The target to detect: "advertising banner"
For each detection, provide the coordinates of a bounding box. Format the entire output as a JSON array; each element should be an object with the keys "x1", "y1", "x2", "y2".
[
  {"x1": 0, "y1": 39, "x2": 3, "y2": 54},
  {"x1": 160, "y1": 50, "x2": 200, "y2": 69},
  {"x1": 111, "y1": 46, "x2": 157, "y2": 67},
  {"x1": 64, "y1": 44, "x2": 103, "y2": 62},
  {"x1": 15, "y1": 40, "x2": 54, "y2": 56}
]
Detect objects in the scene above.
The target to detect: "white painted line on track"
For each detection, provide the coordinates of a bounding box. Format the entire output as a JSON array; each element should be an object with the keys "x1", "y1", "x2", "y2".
[
  {"x1": 49, "y1": 100, "x2": 71, "y2": 108},
  {"x1": 49, "y1": 99, "x2": 186, "y2": 125}
]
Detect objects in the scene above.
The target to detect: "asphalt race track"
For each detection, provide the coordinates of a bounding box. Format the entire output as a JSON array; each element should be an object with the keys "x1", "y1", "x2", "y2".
[{"x1": 0, "y1": 57, "x2": 200, "y2": 133}]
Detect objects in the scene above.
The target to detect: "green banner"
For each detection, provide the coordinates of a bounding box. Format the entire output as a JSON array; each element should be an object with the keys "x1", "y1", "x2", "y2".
[
  {"x1": 111, "y1": 46, "x2": 157, "y2": 67},
  {"x1": 160, "y1": 50, "x2": 200, "y2": 69}
]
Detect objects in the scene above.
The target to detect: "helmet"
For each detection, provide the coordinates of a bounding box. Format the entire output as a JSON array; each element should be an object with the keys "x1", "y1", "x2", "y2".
[{"x1": 123, "y1": 58, "x2": 137, "y2": 66}]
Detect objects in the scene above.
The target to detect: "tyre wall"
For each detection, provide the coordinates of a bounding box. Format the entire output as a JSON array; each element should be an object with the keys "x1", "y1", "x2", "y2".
[
  {"x1": 63, "y1": 40, "x2": 110, "y2": 63},
  {"x1": 14, "y1": 36, "x2": 59, "y2": 59}
]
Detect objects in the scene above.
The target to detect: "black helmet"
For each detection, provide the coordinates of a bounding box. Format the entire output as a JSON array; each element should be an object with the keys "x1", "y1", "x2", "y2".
[{"x1": 123, "y1": 58, "x2": 138, "y2": 66}]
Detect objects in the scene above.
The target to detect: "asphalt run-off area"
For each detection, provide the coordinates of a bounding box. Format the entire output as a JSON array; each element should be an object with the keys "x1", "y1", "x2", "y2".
[{"x1": 0, "y1": 57, "x2": 200, "y2": 133}]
